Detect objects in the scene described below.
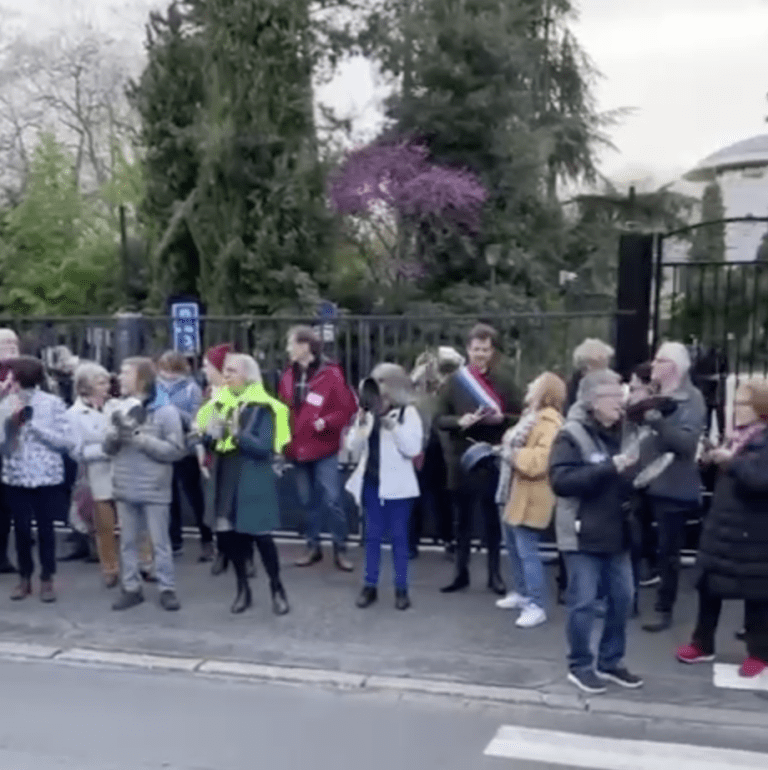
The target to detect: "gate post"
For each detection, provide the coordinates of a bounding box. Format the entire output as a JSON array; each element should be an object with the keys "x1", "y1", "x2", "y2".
[{"x1": 615, "y1": 232, "x2": 655, "y2": 380}]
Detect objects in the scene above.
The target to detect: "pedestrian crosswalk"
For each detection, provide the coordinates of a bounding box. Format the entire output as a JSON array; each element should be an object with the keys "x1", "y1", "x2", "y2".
[
  {"x1": 714, "y1": 663, "x2": 768, "y2": 692},
  {"x1": 484, "y1": 725, "x2": 768, "y2": 769}
]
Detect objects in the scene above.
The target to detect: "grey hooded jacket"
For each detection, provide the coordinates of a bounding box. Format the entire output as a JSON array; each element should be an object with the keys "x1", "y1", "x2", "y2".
[{"x1": 104, "y1": 398, "x2": 186, "y2": 505}]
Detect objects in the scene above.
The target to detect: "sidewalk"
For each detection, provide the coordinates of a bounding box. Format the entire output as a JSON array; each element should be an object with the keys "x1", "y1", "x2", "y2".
[{"x1": 0, "y1": 540, "x2": 766, "y2": 723}]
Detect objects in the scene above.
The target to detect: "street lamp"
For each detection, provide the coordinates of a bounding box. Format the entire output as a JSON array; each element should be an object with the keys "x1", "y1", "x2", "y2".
[{"x1": 485, "y1": 243, "x2": 502, "y2": 290}]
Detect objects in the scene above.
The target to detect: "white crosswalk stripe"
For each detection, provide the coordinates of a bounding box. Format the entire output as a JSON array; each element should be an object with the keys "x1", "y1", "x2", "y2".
[
  {"x1": 484, "y1": 725, "x2": 768, "y2": 769},
  {"x1": 714, "y1": 663, "x2": 768, "y2": 692}
]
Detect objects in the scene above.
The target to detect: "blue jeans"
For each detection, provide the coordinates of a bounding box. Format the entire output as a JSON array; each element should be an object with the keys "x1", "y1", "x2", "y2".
[
  {"x1": 564, "y1": 551, "x2": 634, "y2": 672},
  {"x1": 503, "y1": 523, "x2": 547, "y2": 610},
  {"x1": 362, "y1": 480, "x2": 413, "y2": 590},
  {"x1": 295, "y1": 454, "x2": 348, "y2": 551}
]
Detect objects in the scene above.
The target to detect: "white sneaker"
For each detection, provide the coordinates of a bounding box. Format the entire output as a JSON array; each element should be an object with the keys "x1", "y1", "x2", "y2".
[
  {"x1": 516, "y1": 604, "x2": 547, "y2": 628},
  {"x1": 496, "y1": 591, "x2": 526, "y2": 610}
]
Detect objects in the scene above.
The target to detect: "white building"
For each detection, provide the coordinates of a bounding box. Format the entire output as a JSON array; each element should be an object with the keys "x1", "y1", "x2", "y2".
[{"x1": 684, "y1": 134, "x2": 768, "y2": 262}]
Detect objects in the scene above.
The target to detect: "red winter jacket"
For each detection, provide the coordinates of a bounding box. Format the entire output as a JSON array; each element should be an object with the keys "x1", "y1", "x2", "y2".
[{"x1": 278, "y1": 360, "x2": 357, "y2": 463}]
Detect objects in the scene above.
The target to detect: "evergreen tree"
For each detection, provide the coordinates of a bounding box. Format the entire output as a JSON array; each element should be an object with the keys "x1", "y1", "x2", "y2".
[
  {"x1": 131, "y1": 0, "x2": 332, "y2": 313},
  {"x1": 352, "y1": 0, "x2": 610, "y2": 305},
  {"x1": 690, "y1": 181, "x2": 726, "y2": 262}
]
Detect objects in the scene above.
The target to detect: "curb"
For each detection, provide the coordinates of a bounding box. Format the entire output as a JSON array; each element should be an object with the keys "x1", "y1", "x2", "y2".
[{"x1": 0, "y1": 640, "x2": 766, "y2": 728}]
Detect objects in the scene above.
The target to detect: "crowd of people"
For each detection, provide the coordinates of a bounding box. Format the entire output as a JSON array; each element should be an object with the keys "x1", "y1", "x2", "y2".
[{"x1": 0, "y1": 321, "x2": 766, "y2": 695}]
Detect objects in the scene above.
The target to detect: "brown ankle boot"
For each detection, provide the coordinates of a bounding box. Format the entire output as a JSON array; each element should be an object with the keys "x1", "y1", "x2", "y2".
[
  {"x1": 10, "y1": 578, "x2": 32, "y2": 601},
  {"x1": 39, "y1": 580, "x2": 57, "y2": 603}
]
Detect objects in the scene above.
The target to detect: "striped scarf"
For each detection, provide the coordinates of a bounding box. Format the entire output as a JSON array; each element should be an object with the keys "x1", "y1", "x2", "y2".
[
  {"x1": 455, "y1": 365, "x2": 504, "y2": 414},
  {"x1": 495, "y1": 409, "x2": 538, "y2": 505}
]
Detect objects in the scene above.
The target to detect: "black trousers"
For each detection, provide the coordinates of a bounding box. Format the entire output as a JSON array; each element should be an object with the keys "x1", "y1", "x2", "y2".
[
  {"x1": 6, "y1": 485, "x2": 67, "y2": 580},
  {"x1": 169, "y1": 455, "x2": 212, "y2": 549},
  {"x1": 0, "y1": 483, "x2": 12, "y2": 562},
  {"x1": 220, "y1": 531, "x2": 280, "y2": 585},
  {"x1": 653, "y1": 498, "x2": 695, "y2": 614},
  {"x1": 693, "y1": 576, "x2": 768, "y2": 662},
  {"x1": 454, "y1": 461, "x2": 502, "y2": 579},
  {"x1": 409, "y1": 436, "x2": 453, "y2": 549}
]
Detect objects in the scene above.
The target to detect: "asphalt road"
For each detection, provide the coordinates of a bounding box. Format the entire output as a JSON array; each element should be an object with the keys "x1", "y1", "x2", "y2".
[{"x1": 3, "y1": 658, "x2": 768, "y2": 770}]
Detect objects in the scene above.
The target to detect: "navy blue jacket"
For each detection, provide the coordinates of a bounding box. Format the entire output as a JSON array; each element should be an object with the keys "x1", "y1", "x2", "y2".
[{"x1": 550, "y1": 416, "x2": 634, "y2": 554}]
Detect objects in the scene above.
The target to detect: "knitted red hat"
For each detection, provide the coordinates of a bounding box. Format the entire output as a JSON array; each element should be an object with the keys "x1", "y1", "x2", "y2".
[{"x1": 205, "y1": 343, "x2": 233, "y2": 373}]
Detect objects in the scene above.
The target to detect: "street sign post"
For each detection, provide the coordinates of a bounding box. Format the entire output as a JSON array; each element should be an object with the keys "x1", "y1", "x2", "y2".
[
  {"x1": 171, "y1": 302, "x2": 201, "y2": 354},
  {"x1": 316, "y1": 300, "x2": 338, "y2": 343}
]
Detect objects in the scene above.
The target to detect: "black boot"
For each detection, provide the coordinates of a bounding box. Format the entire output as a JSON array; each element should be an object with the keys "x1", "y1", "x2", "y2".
[
  {"x1": 395, "y1": 588, "x2": 411, "y2": 611},
  {"x1": 487, "y1": 572, "x2": 506, "y2": 596},
  {"x1": 441, "y1": 569, "x2": 469, "y2": 593},
  {"x1": 231, "y1": 579, "x2": 252, "y2": 614},
  {"x1": 487, "y1": 545, "x2": 506, "y2": 596},
  {"x1": 58, "y1": 532, "x2": 90, "y2": 562},
  {"x1": 211, "y1": 551, "x2": 229, "y2": 576},
  {"x1": 356, "y1": 585, "x2": 378, "y2": 608},
  {"x1": 86, "y1": 536, "x2": 99, "y2": 564},
  {"x1": 270, "y1": 581, "x2": 290, "y2": 615},
  {"x1": 642, "y1": 611, "x2": 672, "y2": 633}
]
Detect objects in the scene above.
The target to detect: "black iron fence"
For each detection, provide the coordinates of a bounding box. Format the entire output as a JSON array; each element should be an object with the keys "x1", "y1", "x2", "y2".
[
  {"x1": 1, "y1": 310, "x2": 625, "y2": 388},
  {"x1": 657, "y1": 259, "x2": 768, "y2": 378}
]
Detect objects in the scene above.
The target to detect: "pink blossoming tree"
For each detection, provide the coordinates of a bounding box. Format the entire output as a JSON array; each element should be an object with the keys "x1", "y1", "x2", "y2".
[{"x1": 328, "y1": 140, "x2": 487, "y2": 284}]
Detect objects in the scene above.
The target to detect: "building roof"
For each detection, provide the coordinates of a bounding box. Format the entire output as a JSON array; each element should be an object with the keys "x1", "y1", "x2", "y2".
[{"x1": 684, "y1": 135, "x2": 768, "y2": 182}]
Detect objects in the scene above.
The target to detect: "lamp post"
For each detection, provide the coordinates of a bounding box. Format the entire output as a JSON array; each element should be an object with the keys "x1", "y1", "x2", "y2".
[{"x1": 485, "y1": 243, "x2": 502, "y2": 291}]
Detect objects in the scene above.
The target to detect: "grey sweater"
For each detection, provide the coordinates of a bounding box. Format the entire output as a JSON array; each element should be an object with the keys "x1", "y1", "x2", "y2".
[{"x1": 104, "y1": 401, "x2": 186, "y2": 505}]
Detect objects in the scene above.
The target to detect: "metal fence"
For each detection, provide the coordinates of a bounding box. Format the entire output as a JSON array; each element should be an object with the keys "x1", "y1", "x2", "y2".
[
  {"x1": 1, "y1": 310, "x2": 624, "y2": 387},
  {"x1": 657, "y1": 260, "x2": 768, "y2": 378}
]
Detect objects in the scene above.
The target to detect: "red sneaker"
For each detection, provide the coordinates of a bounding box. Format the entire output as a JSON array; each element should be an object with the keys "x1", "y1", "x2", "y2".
[
  {"x1": 676, "y1": 643, "x2": 715, "y2": 664},
  {"x1": 739, "y1": 657, "x2": 768, "y2": 678}
]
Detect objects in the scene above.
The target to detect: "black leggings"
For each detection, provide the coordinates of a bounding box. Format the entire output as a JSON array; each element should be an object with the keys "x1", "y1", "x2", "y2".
[
  {"x1": 219, "y1": 531, "x2": 280, "y2": 584},
  {"x1": 693, "y1": 575, "x2": 768, "y2": 661}
]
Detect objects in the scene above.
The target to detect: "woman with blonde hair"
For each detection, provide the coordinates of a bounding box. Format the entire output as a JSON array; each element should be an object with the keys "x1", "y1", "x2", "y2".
[
  {"x1": 496, "y1": 371, "x2": 567, "y2": 628},
  {"x1": 197, "y1": 353, "x2": 291, "y2": 615},
  {"x1": 677, "y1": 377, "x2": 768, "y2": 676},
  {"x1": 67, "y1": 361, "x2": 120, "y2": 587}
]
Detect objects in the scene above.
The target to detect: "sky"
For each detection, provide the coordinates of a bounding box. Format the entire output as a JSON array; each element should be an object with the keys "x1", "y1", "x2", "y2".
[{"x1": 1, "y1": 0, "x2": 767, "y2": 188}]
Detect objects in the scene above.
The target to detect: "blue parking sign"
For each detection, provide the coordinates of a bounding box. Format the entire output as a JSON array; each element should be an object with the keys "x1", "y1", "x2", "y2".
[{"x1": 171, "y1": 302, "x2": 200, "y2": 354}]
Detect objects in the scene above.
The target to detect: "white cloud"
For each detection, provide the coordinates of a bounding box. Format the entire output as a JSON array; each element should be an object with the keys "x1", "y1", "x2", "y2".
[{"x1": 575, "y1": 0, "x2": 768, "y2": 178}]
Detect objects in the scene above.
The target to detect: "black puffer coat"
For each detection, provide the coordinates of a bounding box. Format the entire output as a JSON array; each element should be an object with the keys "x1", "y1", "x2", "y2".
[{"x1": 697, "y1": 428, "x2": 768, "y2": 600}]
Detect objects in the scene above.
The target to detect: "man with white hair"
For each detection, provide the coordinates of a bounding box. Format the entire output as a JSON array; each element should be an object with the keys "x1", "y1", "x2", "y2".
[
  {"x1": 566, "y1": 338, "x2": 614, "y2": 408},
  {"x1": 641, "y1": 341, "x2": 706, "y2": 633},
  {"x1": 550, "y1": 369, "x2": 642, "y2": 694},
  {"x1": 0, "y1": 328, "x2": 19, "y2": 573}
]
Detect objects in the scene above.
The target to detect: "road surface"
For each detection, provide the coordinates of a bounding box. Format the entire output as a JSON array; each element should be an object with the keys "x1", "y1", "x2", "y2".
[{"x1": 1, "y1": 658, "x2": 767, "y2": 769}]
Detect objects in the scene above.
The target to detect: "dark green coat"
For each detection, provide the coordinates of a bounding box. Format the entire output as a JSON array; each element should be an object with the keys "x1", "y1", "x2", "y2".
[{"x1": 204, "y1": 405, "x2": 281, "y2": 536}]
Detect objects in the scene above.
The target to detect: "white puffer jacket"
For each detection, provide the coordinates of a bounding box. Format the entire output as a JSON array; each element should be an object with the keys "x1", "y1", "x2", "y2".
[{"x1": 345, "y1": 405, "x2": 423, "y2": 505}]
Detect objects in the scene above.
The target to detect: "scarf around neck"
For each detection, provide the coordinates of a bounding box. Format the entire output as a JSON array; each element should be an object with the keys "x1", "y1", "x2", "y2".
[
  {"x1": 726, "y1": 422, "x2": 766, "y2": 456},
  {"x1": 208, "y1": 382, "x2": 291, "y2": 454},
  {"x1": 456, "y1": 365, "x2": 504, "y2": 414}
]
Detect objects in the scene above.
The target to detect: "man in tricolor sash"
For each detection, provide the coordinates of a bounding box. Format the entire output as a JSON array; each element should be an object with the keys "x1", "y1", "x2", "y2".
[{"x1": 436, "y1": 324, "x2": 522, "y2": 595}]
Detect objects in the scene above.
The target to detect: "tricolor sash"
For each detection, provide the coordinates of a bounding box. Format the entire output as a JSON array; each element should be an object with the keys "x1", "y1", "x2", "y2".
[{"x1": 455, "y1": 365, "x2": 504, "y2": 414}]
